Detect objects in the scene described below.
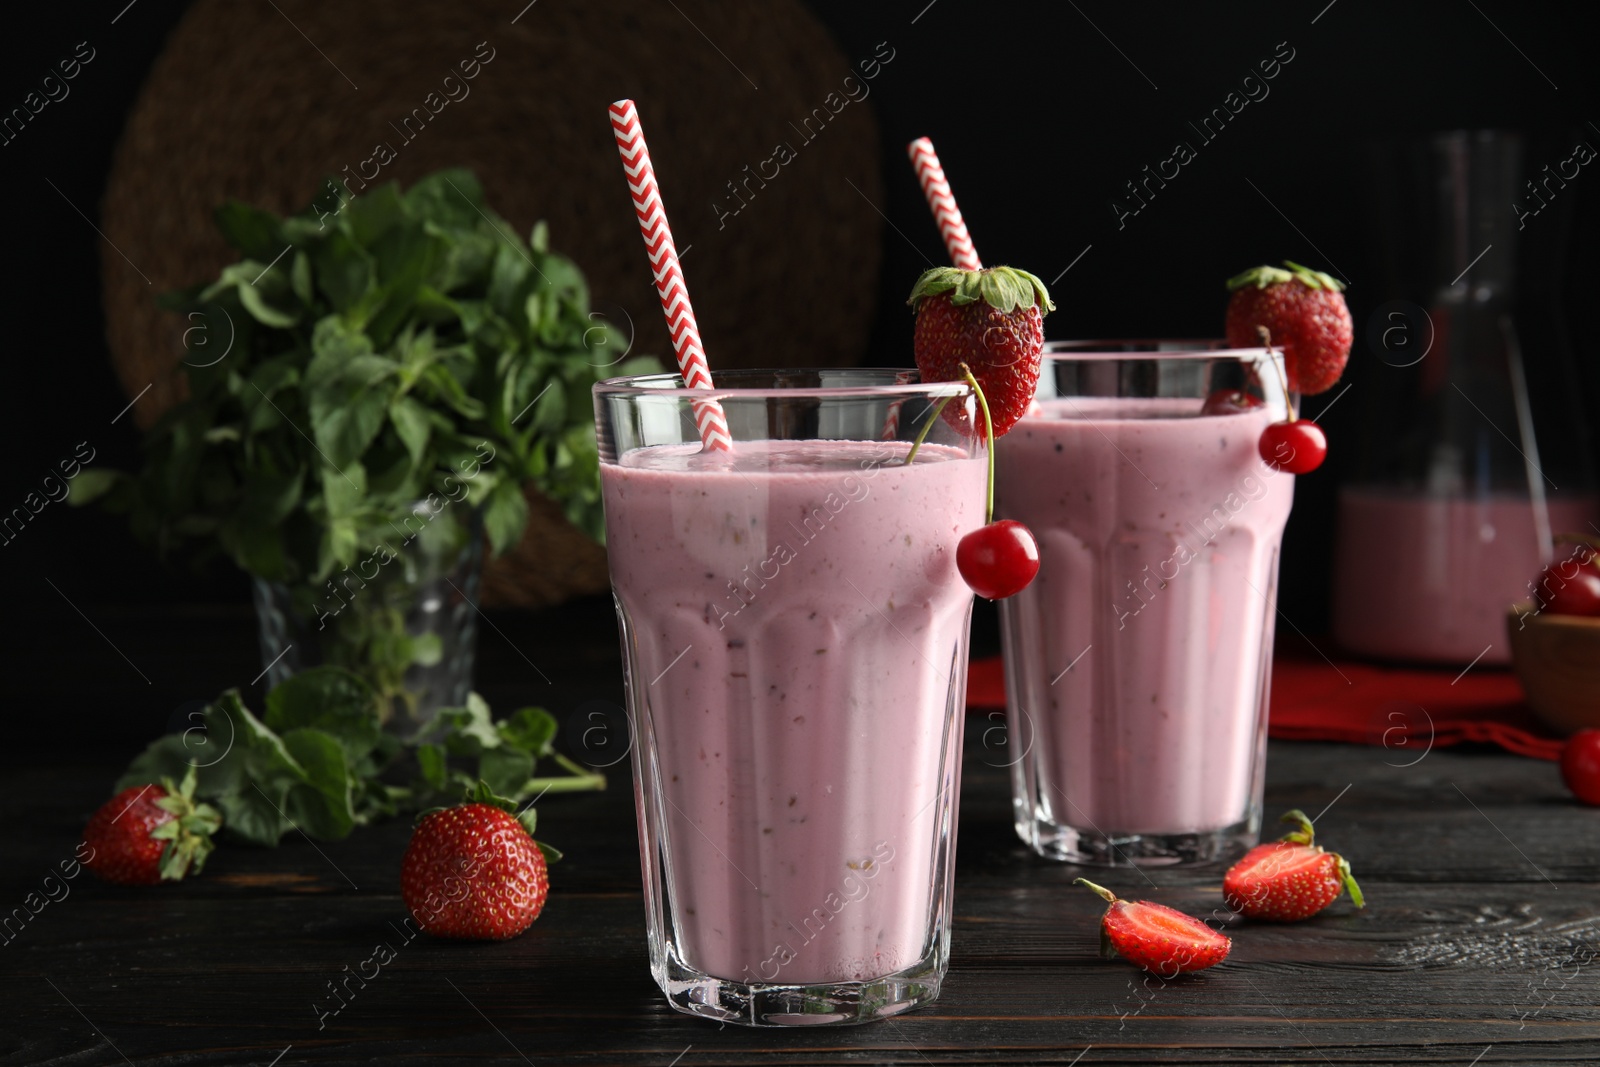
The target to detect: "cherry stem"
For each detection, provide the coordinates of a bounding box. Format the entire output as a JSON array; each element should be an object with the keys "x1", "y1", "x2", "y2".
[
  {"x1": 1256, "y1": 325, "x2": 1297, "y2": 422},
  {"x1": 902, "y1": 394, "x2": 954, "y2": 466},
  {"x1": 958, "y1": 362, "x2": 996, "y2": 524}
]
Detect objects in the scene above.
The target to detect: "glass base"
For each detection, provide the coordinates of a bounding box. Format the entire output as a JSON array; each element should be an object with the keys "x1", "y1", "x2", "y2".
[
  {"x1": 1017, "y1": 811, "x2": 1259, "y2": 867},
  {"x1": 657, "y1": 941, "x2": 944, "y2": 1027}
]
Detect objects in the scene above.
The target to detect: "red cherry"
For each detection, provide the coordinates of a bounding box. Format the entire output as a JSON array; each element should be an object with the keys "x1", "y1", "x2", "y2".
[
  {"x1": 1534, "y1": 549, "x2": 1600, "y2": 617},
  {"x1": 1259, "y1": 419, "x2": 1327, "y2": 474},
  {"x1": 957, "y1": 519, "x2": 1040, "y2": 600},
  {"x1": 1200, "y1": 389, "x2": 1265, "y2": 416},
  {"x1": 1561, "y1": 729, "x2": 1600, "y2": 806}
]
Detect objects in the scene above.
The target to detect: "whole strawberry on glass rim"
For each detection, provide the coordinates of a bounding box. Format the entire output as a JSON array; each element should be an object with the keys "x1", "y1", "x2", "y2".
[
  {"x1": 910, "y1": 265, "x2": 1054, "y2": 438},
  {"x1": 1225, "y1": 260, "x2": 1352, "y2": 396},
  {"x1": 83, "y1": 766, "x2": 221, "y2": 885},
  {"x1": 1223, "y1": 808, "x2": 1364, "y2": 921},
  {"x1": 908, "y1": 266, "x2": 1054, "y2": 600},
  {"x1": 400, "y1": 781, "x2": 559, "y2": 940},
  {"x1": 1226, "y1": 261, "x2": 1350, "y2": 475}
]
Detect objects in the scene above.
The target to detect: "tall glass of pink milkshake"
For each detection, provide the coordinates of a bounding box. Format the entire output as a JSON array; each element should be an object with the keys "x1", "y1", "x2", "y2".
[
  {"x1": 997, "y1": 342, "x2": 1295, "y2": 866},
  {"x1": 595, "y1": 369, "x2": 987, "y2": 1025}
]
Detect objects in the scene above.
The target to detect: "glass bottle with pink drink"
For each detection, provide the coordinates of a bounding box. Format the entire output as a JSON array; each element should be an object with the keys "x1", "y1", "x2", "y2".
[{"x1": 1333, "y1": 130, "x2": 1599, "y2": 664}]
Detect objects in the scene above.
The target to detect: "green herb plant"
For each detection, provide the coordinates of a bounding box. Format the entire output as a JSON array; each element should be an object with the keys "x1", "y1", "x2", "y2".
[
  {"x1": 80, "y1": 169, "x2": 656, "y2": 720},
  {"x1": 118, "y1": 666, "x2": 603, "y2": 848}
]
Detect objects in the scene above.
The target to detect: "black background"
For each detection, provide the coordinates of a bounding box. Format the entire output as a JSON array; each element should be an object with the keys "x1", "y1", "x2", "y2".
[{"x1": 3, "y1": 0, "x2": 1597, "y2": 747}]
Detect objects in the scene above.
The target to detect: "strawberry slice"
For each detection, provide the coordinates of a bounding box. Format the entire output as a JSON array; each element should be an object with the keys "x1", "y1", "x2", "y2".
[
  {"x1": 909, "y1": 266, "x2": 1054, "y2": 438},
  {"x1": 1223, "y1": 809, "x2": 1365, "y2": 921},
  {"x1": 1075, "y1": 879, "x2": 1231, "y2": 974}
]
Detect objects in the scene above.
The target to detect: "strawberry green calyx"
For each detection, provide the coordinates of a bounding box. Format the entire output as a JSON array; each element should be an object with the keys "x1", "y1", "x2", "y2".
[
  {"x1": 1338, "y1": 854, "x2": 1365, "y2": 908},
  {"x1": 1074, "y1": 877, "x2": 1120, "y2": 904},
  {"x1": 908, "y1": 266, "x2": 1056, "y2": 314},
  {"x1": 150, "y1": 766, "x2": 222, "y2": 881},
  {"x1": 1276, "y1": 807, "x2": 1317, "y2": 846},
  {"x1": 444, "y1": 779, "x2": 564, "y2": 864},
  {"x1": 1227, "y1": 261, "x2": 1345, "y2": 293},
  {"x1": 1275, "y1": 808, "x2": 1365, "y2": 908}
]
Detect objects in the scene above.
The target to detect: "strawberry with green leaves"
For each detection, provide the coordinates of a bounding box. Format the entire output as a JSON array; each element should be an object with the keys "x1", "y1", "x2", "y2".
[
  {"x1": 401, "y1": 782, "x2": 559, "y2": 940},
  {"x1": 1223, "y1": 809, "x2": 1364, "y2": 921},
  {"x1": 83, "y1": 767, "x2": 221, "y2": 885},
  {"x1": 1225, "y1": 261, "x2": 1352, "y2": 396},
  {"x1": 909, "y1": 266, "x2": 1055, "y2": 438}
]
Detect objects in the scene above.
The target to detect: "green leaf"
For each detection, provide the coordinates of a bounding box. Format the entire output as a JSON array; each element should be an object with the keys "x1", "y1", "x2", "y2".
[
  {"x1": 115, "y1": 734, "x2": 194, "y2": 793},
  {"x1": 389, "y1": 396, "x2": 431, "y2": 466},
  {"x1": 478, "y1": 746, "x2": 534, "y2": 798},
  {"x1": 214, "y1": 202, "x2": 283, "y2": 260},
  {"x1": 307, "y1": 323, "x2": 395, "y2": 467},
  {"x1": 498, "y1": 707, "x2": 558, "y2": 756},
  {"x1": 291, "y1": 250, "x2": 314, "y2": 305},
  {"x1": 218, "y1": 788, "x2": 289, "y2": 847},
  {"x1": 345, "y1": 181, "x2": 405, "y2": 247},
  {"x1": 435, "y1": 693, "x2": 501, "y2": 756},
  {"x1": 403, "y1": 168, "x2": 484, "y2": 229},
  {"x1": 313, "y1": 230, "x2": 374, "y2": 312},
  {"x1": 67, "y1": 468, "x2": 121, "y2": 506},
  {"x1": 264, "y1": 666, "x2": 380, "y2": 762},
  {"x1": 281, "y1": 727, "x2": 357, "y2": 839},
  {"x1": 238, "y1": 266, "x2": 302, "y2": 328},
  {"x1": 417, "y1": 742, "x2": 448, "y2": 789},
  {"x1": 482, "y1": 478, "x2": 528, "y2": 556},
  {"x1": 320, "y1": 462, "x2": 367, "y2": 518}
]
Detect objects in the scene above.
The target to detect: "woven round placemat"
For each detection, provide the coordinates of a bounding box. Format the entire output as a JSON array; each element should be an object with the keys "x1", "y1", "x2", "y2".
[{"x1": 99, "y1": 0, "x2": 884, "y2": 607}]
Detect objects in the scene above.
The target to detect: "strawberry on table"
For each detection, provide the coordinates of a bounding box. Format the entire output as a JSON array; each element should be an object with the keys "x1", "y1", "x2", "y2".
[
  {"x1": 1223, "y1": 809, "x2": 1364, "y2": 921},
  {"x1": 83, "y1": 767, "x2": 221, "y2": 885},
  {"x1": 909, "y1": 266, "x2": 1054, "y2": 438},
  {"x1": 1075, "y1": 879, "x2": 1231, "y2": 974},
  {"x1": 401, "y1": 782, "x2": 557, "y2": 940},
  {"x1": 1225, "y1": 261, "x2": 1352, "y2": 395}
]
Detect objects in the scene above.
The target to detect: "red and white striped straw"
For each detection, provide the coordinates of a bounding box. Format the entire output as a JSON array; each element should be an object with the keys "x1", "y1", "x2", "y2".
[
  {"x1": 907, "y1": 137, "x2": 982, "y2": 271},
  {"x1": 609, "y1": 99, "x2": 732, "y2": 452}
]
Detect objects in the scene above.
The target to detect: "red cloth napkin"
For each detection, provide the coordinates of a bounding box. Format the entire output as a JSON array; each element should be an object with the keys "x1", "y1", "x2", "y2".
[{"x1": 963, "y1": 639, "x2": 1563, "y2": 761}]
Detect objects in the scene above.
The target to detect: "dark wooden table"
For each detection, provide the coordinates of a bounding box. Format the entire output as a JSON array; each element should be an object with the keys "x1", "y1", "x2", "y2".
[{"x1": 4, "y1": 600, "x2": 1599, "y2": 1065}]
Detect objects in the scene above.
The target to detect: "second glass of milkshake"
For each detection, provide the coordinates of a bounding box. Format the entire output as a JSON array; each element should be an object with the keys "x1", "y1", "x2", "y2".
[{"x1": 997, "y1": 342, "x2": 1295, "y2": 865}]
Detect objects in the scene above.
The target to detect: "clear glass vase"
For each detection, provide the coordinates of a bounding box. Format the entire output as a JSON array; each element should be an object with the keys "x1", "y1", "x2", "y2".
[{"x1": 252, "y1": 503, "x2": 483, "y2": 739}]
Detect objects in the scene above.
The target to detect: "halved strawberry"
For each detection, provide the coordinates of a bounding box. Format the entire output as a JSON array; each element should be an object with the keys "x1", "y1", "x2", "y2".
[
  {"x1": 1075, "y1": 879, "x2": 1231, "y2": 974},
  {"x1": 909, "y1": 266, "x2": 1054, "y2": 438},
  {"x1": 1223, "y1": 809, "x2": 1364, "y2": 921}
]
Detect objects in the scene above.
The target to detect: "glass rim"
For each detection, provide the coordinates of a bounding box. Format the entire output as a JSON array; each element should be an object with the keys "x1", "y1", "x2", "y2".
[
  {"x1": 595, "y1": 368, "x2": 973, "y2": 400},
  {"x1": 1042, "y1": 340, "x2": 1269, "y2": 361}
]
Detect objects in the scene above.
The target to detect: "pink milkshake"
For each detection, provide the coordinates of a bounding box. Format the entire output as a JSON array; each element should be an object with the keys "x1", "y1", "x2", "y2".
[
  {"x1": 1332, "y1": 490, "x2": 1600, "y2": 665},
  {"x1": 599, "y1": 386, "x2": 985, "y2": 1024},
  {"x1": 996, "y1": 347, "x2": 1294, "y2": 865}
]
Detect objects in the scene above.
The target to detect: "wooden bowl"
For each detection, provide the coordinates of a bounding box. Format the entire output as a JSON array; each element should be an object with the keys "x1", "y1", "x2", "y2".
[{"x1": 1506, "y1": 602, "x2": 1600, "y2": 736}]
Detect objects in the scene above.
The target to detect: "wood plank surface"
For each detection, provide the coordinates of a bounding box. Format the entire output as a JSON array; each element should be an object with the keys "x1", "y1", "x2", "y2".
[{"x1": 3, "y1": 605, "x2": 1597, "y2": 1065}]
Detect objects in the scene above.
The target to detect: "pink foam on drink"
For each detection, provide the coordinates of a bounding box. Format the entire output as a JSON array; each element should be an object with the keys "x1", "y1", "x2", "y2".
[
  {"x1": 601, "y1": 438, "x2": 984, "y2": 985},
  {"x1": 997, "y1": 397, "x2": 1294, "y2": 835},
  {"x1": 1332, "y1": 489, "x2": 1600, "y2": 665}
]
